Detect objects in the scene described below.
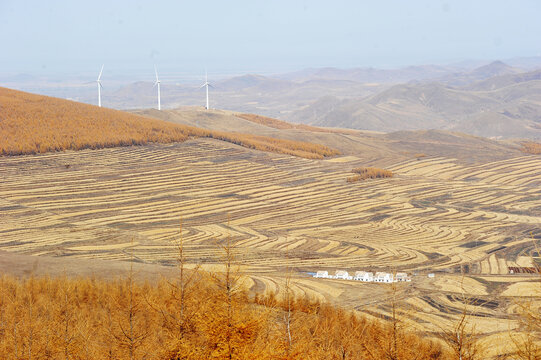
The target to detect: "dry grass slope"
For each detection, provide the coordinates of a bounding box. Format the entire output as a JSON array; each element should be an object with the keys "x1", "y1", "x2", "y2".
[
  {"x1": 0, "y1": 87, "x2": 339, "y2": 159},
  {"x1": 236, "y1": 112, "x2": 359, "y2": 135}
]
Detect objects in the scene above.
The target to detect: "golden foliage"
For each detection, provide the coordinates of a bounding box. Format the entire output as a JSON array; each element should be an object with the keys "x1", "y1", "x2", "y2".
[
  {"x1": 0, "y1": 273, "x2": 457, "y2": 360},
  {"x1": 236, "y1": 113, "x2": 359, "y2": 135},
  {"x1": 0, "y1": 87, "x2": 339, "y2": 159},
  {"x1": 520, "y1": 141, "x2": 541, "y2": 155},
  {"x1": 347, "y1": 167, "x2": 394, "y2": 182}
]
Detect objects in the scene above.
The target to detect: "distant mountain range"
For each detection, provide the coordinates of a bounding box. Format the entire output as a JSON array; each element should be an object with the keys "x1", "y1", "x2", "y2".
[
  {"x1": 2, "y1": 57, "x2": 541, "y2": 140},
  {"x1": 288, "y1": 64, "x2": 541, "y2": 139}
]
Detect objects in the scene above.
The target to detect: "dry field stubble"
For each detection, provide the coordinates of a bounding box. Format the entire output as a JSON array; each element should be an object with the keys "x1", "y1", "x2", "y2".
[{"x1": 0, "y1": 139, "x2": 540, "y2": 356}]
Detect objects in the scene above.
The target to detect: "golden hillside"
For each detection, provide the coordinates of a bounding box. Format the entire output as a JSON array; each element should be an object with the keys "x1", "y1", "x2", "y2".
[{"x1": 0, "y1": 87, "x2": 338, "y2": 159}]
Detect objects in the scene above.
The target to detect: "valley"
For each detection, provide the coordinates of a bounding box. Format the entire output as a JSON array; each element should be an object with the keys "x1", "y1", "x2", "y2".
[{"x1": 1, "y1": 126, "x2": 539, "y2": 356}]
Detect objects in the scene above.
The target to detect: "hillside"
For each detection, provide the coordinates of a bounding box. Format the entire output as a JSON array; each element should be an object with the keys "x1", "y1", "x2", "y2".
[
  {"x1": 465, "y1": 68, "x2": 541, "y2": 91},
  {"x1": 289, "y1": 70, "x2": 541, "y2": 139},
  {"x1": 1, "y1": 92, "x2": 540, "y2": 358},
  {"x1": 437, "y1": 61, "x2": 524, "y2": 87},
  {"x1": 0, "y1": 87, "x2": 338, "y2": 159},
  {"x1": 1, "y1": 133, "x2": 539, "y2": 358},
  {"x1": 136, "y1": 107, "x2": 524, "y2": 166}
]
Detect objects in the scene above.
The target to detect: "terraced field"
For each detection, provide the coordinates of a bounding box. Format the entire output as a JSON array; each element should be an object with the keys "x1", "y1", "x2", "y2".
[{"x1": 0, "y1": 139, "x2": 539, "y2": 356}]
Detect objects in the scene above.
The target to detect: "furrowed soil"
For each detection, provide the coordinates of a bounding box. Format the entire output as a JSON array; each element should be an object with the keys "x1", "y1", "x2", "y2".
[{"x1": 1, "y1": 136, "x2": 539, "y2": 357}]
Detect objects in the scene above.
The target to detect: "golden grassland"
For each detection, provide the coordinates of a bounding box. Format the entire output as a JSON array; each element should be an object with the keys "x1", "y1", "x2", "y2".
[
  {"x1": 0, "y1": 87, "x2": 339, "y2": 159},
  {"x1": 346, "y1": 167, "x2": 394, "y2": 182},
  {"x1": 521, "y1": 141, "x2": 541, "y2": 155}
]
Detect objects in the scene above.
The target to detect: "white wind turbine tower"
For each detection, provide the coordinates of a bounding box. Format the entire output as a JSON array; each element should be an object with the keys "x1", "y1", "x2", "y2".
[
  {"x1": 200, "y1": 70, "x2": 213, "y2": 110},
  {"x1": 153, "y1": 65, "x2": 161, "y2": 110},
  {"x1": 96, "y1": 64, "x2": 104, "y2": 107}
]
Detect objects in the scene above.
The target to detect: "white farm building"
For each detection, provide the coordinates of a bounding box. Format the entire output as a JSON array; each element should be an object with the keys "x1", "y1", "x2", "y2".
[
  {"x1": 395, "y1": 272, "x2": 411, "y2": 282},
  {"x1": 354, "y1": 271, "x2": 374, "y2": 282},
  {"x1": 374, "y1": 272, "x2": 394, "y2": 283},
  {"x1": 333, "y1": 270, "x2": 352, "y2": 280},
  {"x1": 313, "y1": 271, "x2": 331, "y2": 278},
  {"x1": 313, "y1": 269, "x2": 410, "y2": 283}
]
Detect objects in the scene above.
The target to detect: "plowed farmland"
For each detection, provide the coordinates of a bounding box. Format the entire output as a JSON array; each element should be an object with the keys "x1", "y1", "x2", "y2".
[{"x1": 1, "y1": 138, "x2": 540, "y2": 357}]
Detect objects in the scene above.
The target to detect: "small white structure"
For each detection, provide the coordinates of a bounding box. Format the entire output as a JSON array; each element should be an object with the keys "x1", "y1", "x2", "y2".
[
  {"x1": 427, "y1": 273, "x2": 435, "y2": 278},
  {"x1": 354, "y1": 271, "x2": 374, "y2": 282},
  {"x1": 374, "y1": 272, "x2": 394, "y2": 283},
  {"x1": 313, "y1": 271, "x2": 330, "y2": 279},
  {"x1": 395, "y1": 272, "x2": 411, "y2": 282},
  {"x1": 334, "y1": 270, "x2": 352, "y2": 280}
]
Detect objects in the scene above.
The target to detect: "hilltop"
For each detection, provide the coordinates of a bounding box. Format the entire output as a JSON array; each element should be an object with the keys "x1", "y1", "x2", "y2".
[{"x1": 0, "y1": 87, "x2": 338, "y2": 159}]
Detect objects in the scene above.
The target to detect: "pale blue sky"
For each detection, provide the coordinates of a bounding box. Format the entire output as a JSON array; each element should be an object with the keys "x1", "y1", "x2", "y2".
[{"x1": 1, "y1": 0, "x2": 540, "y2": 76}]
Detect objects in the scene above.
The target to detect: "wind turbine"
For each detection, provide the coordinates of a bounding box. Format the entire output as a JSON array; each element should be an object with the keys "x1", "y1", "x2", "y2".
[
  {"x1": 153, "y1": 65, "x2": 161, "y2": 110},
  {"x1": 200, "y1": 71, "x2": 213, "y2": 110},
  {"x1": 96, "y1": 64, "x2": 104, "y2": 107}
]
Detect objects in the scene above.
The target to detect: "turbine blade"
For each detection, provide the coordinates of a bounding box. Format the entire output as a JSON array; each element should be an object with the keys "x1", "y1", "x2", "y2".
[
  {"x1": 208, "y1": 83, "x2": 214, "y2": 89},
  {"x1": 98, "y1": 64, "x2": 104, "y2": 80},
  {"x1": 154, "y1": 65, "x2": 159, "y2": 82}
]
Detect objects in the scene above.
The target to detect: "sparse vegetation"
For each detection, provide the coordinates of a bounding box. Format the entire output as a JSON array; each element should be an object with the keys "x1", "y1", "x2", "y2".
[
  {"x1": 520, "y1": 141, "x2": 541, "y2": 155},
  {"x1": 236, "y1": 113, "x2": 359, "y2": 135},
  {"x1": 347, "y1": 167, "x2": 394, "y2": 182},
  {"x1": 0, "y1": 87, "x2": 339, "y2": 159}
]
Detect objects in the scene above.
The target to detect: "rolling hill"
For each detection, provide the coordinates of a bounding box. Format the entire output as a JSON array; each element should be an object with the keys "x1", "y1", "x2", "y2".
[
  {"x1": 0, "y1": 87, "x2": 338, "y2": 159},
  {"x1": 288, "y1": 67, "x2": 541, "y2": 139},
  {"x1": 0, "y1": 87, "x2": 540, "y2": 358}
]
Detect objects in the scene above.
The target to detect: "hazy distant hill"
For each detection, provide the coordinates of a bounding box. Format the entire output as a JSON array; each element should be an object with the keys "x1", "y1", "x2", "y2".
[
  {"x1": 287, "y1": 65, "x2": 541, "y2": 139},
  {"x1": 436, "y1": 61, "x2": 524, "y2": 87},
  {"x1": 464, "y1": 68, "x2": 541, "y2": 91},
  {"x1": 276, "y1": 64, "x2": 458, "y2": 83},
  {"x1": 3, "y1": 58, "x2": 540, "y2": 140}
]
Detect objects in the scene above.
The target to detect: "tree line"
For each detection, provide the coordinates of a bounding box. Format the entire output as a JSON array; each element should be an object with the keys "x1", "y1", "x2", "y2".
[
  {"x1": 0, "y1": 87, "x2": 339, "y2": 159},
  {"x1": 0, "y1": 226, "x2": 539, "y2": 359}
]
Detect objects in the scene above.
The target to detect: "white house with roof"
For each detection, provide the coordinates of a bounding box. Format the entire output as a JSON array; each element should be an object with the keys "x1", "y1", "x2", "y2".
[
  {"x1": 395, "y1": 272, "x2": 411, "y2": 282},
  {"x1": 374, "y1": 272, "x2": 394, "y2": 283},
  {"x1": 313, "y1": 270, "x2": 331, "y2": 278},
  {"x1": 334, "y1": 270, "x2": 352, "y2": 280},
  {"x1": 354, "y1": 271, "x2": 374, "y2": 282}
]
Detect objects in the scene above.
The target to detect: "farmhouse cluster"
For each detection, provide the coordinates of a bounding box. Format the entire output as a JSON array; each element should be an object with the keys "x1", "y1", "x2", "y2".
[{"x1": 313, "y1": 270, "x2": 411, "y2": 283}]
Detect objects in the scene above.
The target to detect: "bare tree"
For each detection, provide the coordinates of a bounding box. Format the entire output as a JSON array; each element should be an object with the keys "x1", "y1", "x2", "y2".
[
  {"x1": 439, "y1": 272, "x2": 482, "y2": 360},
  {"x1": 283, "y1": 236, "x2": 294, "y2": 357},
  {"x1": 509, "y1": 235, "x2": 541, "y2": 360},
  {"x1": 111, "y1": 239, "x2": 150, "y2": 360}
]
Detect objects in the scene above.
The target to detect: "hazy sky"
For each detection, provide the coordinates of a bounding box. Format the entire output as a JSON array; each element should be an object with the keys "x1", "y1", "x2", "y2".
[{"x1": 1, "y1": 0, "x2": 540, "y2": 76}]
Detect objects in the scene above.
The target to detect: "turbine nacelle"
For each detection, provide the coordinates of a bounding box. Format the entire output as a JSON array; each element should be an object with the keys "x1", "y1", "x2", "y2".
[{"x1": 200, "y1": 71, "x2": 212, "y2": 110}]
